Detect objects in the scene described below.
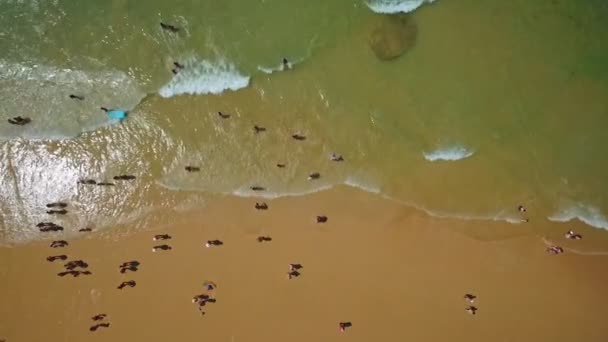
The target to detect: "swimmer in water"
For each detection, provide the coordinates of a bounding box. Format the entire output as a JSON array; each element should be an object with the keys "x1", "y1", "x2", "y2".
[
  {"x1": 254, "y1": 125, "x2": 267, "y2": 134},
  {"x1": 276, "y1": 163, "x2": 286, "y2": 168},
  {"x1": 160, "y1": 22, "x2": 180, "y2": 33},
  {"x1": 8, "y1": 116, "x2": 31, "y2": 126},
  {"x1": 69, "y1": 94, "x2": 85, "y2": 100},
  {"x1": 308, "y1": 172, "x2": 320, "y2": 180},
  {"x1": 282, "y1": 58, "x2": 291, "y2": 70},
  {"x1": 250, "y1": 186, "x2": 265, "y2": 191},
  {"x1": 330, "y1": 153, "x2": 344, "y2": 162},
  {"x1": 185, "y1": 166, "x2": 200, "y2": 172},
  {"x1": 218, "y1": 111, "x2": 230, "y2": 119},
  {"x1": 46, "y1": 202, "x2": 67, "y2": 209},
  {"x1": 291, "y1": 134, "x2": 306, "y2": 141}
]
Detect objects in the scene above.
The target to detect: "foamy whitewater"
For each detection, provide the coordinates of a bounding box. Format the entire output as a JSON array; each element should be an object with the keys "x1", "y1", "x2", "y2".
[
  {"x1": 549, "y1": 203, "x2": 608, "y2": 230},
  {"x1": 365, "y1": 0, "x2": 437, "y2": 14},
  {"x1": 0, "y1": 60, "x2": 144, "y2": 139},
  {"x1": 159, "y1": 59, "x2": 250, "y2": 98},
  {"x1": 423, "y1": 146, "x2": 474, "y2": 161}
]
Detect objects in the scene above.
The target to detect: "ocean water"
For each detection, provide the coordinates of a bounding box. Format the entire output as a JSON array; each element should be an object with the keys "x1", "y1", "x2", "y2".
[{"x1": 1, "y1": 0, "x2": 608, "y2": 244}]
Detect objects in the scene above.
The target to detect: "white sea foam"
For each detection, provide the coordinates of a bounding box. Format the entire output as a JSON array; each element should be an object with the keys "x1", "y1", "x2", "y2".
[
  {"x1": 423, "y1": 146, "x2": 474, "y2": 162},
  {"x1": 0, "y1": 59, "x2": 144, "y2": 140},
  {"x1": 257, "y1": 57, "x2": 303, "y2": 75},
  {"x1": 159, "y1": 59, "x2": 250, "y2": 98},
  {"x1": 549, "y1": 203, "x2": 608, "y2": 230},
  {"x1": 365, "y1": 0, "x2": 437, "y2": 14}
]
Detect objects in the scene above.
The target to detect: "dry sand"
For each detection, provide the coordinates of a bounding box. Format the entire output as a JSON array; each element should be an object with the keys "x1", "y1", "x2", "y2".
[{"x1": 2, "y1": 187, "x2": 608, "y2": 342}]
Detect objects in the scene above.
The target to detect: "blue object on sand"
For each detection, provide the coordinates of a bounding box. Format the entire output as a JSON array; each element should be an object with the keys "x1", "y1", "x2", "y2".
[{"x1": 107, "y1": 110, "x2": 128, "y2": 120}]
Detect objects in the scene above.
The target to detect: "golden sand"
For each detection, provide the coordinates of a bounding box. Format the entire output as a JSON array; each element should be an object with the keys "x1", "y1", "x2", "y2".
[{"x1": 2, "y1": 187, "x2": 608, "y2": 341}]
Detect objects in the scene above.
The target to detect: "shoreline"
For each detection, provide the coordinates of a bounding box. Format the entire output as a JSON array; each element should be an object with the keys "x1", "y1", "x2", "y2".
[{"x1": 2, "y1": 186, "x2": 608, "y2": 341}]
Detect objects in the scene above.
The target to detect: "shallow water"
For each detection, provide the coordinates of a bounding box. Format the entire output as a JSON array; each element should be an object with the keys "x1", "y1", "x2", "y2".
[{"x1": 1, "y1": 0, "x2": 608, "y2": 244}]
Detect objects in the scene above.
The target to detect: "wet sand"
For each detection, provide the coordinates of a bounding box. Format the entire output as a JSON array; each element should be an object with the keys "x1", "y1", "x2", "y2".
[{"x1": 2, "y1": 187, "x2": 608, "y2": 341}]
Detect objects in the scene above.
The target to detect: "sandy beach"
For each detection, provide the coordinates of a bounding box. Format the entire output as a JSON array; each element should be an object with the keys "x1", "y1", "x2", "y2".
[{"x1": 2, "y1": 187, "x2": 608, "y2": 342}]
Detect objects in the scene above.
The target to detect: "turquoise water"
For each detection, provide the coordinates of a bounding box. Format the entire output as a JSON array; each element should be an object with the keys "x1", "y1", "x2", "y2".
[{"x1": 1, "y1": 0, "x2": 608, "y2": 243}]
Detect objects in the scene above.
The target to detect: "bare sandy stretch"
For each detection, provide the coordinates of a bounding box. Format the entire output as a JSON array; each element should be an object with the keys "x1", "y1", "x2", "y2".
[{"x1": 1, "y1": 187, "x2": 608, "y2": 342}]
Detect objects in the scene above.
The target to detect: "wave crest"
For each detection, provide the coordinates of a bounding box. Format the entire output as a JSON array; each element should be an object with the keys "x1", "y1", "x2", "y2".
[
  {"x1": 423, "y1": 146, "x2": 474, "y2": 161},
  {"x1": 548, "y1": 203, "x2": 608, "y2": 230},
  {"x1": 159, "y1": 58, "x2": 250, "y2": 98},
  {"x1": 365, "y1": 0, "x2": 437, "y2": 14}
]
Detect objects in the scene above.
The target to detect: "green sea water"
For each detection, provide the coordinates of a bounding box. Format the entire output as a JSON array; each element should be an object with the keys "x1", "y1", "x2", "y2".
[{"x1": 1, "y1": 0, "x2": 608, "y2": 244}]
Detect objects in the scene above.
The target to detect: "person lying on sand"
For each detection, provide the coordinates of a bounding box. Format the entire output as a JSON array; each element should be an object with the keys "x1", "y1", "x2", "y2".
[
  {"x1": 465, "y1": 306, "x2": 478, "y2": 315},
  {"x1": 117, "y1": 280, "x2": 136, "y2": 289},
  {"x1": 7, "y1": 116, "x2": 31, "y2": 126},
  {"x1": 192, "y1": 294, "x2": 210, "y2": 303},
  {"x1": 64, "y1": 260, "x2": 88, "y2": 270},
  {"x1": 203, "y1": 281, "x2": 217, "y2": 291},
  {"x1": 257, "y1": 236, "x2": 272, "y2": 243},
  {"x1": 289, "y1": 263, "x2": 303, "y2": 271},
  {"x1": 205, "y1": 240, "x2": 223, "y2": 248},
  {"x1": 565, "y1": 230, "x2": 582, "y2": 240},
  {"x1": 464, "y1": 293, "x2": 476, "y2": 303},
  {"x1": 69, "y1": 94, "x2": 85, "y2": 100},
  {"x1": 90, "y1": 323, "x2": 110, "y2": 332},
  {"x1": 119, "y1": 261, "x2": 140, "y2": 268},
  {"x1": 47, "y1": 255, "x2": 68, "y2": 262},
  {"x1": 255, "y1": 202, "x2": 268, "y2": 210},
  {"x1": 287, "y1": 270, "x2": 301, "y2": 279},
  {"x1": 50, "y1": 240, "x2": 68, "y2": 248},
  {"x1": 58, "y1": 270, "x2": 91, "y2": 277},
  {"x1": 153, "y1": 234, "x2": 171, "y2": 241},
  {"x1": 91, "y1": 314, "x2": 107, "y2": 321},
  {"x1": 339, "y1": 322, "x2": 352, "y2": 332},
  {"x1": 316, "y1": 215, "x2": 328, "y2": 223},
  {"x1": 152, "y1": 244, "x2": 172, "y2": 252}
]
